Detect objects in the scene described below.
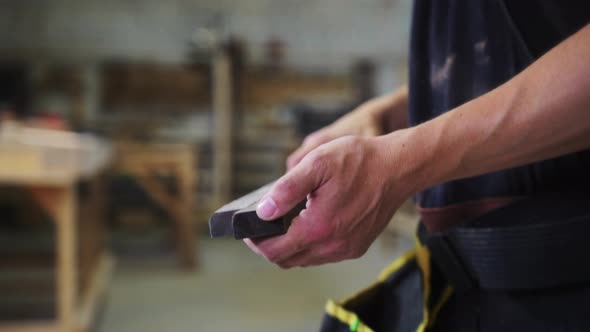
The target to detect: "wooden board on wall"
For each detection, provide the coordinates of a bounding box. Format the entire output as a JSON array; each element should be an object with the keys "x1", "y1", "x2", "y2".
[
  {"x1": 101, "y1": 62, "x2": 211, "y2": 111},
  {"x1": 240, "y1": 70, "x2": 353, "y2": 108}
]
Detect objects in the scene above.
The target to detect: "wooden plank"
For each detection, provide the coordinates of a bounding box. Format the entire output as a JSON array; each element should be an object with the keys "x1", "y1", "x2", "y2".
[
  {"x1": 54, "y1": 186, "x2": 77, "y2": 332},
  {"x1": 212, "y1": 50, "x2": 233, "y2": 207},
  {"x1": 0, "y1": 127, "x2": 112, "y2": 186},
  {"x1": 171, "y1": 149, "x2": 197, "y2": 268},
  {"x1": 101, "y1": 62, "x2": 210, "y2": 111},
  {"x1": 78, "y1": 173, "x2": 108, "y2": 292},
  {"x1": 240, "y1": 70, "x2": 352, "y2": 107},
  {"x1": 76, "y1": 253, "x2": 114, "y2": 331},
  {"x1": 0, "y1": 321, "x2": 58, "y2": 332},
  {"x1": 0, "y1": 174, "x2": 75, "y2": 187}
]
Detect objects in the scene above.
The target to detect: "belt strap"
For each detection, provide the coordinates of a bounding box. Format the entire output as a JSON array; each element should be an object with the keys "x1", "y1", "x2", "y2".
[{"x1": 420, "y1": 193, "x2": 590, "y2": 291}]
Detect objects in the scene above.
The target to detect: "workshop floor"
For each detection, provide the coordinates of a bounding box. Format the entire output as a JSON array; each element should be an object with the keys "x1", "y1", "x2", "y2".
[{"x1": 98, "y1": 235, "x2": 412, "y2": 332}]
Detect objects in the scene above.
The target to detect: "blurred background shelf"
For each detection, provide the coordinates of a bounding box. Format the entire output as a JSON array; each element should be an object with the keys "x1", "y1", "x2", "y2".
[{"x1": 0, "y1": 1, "x2": 414, "y2": 331}]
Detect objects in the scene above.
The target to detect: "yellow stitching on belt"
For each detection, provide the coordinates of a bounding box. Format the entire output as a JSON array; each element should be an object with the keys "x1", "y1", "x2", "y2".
[
  {"x1": 415, "y1": 241, "x2": 431, "y2": 332},
  {"x1": 325, "y1": 300, "x2": 375, "y2": 332},
  {"x1": 339, "y1": 248, "x2": 417, "y2": 305},
  {"x1": 378, "y1": 248, "x2": 417, "y2": 281},
  {"x1": 429, "y1": 286, "x2": 454, "y2": 328}
]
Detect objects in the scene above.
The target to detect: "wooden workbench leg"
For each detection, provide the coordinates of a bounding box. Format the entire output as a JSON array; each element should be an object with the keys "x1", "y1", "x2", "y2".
[
  {"x1": 213, "y1": 50, "x2": 233, "y2": 207},
  {"x1": 179, "y1": 158, "x2": 198, "y2": 270},
  {"x1": 55, "y1": 186, "x2": 78, "y2": 332},
  {"x1": 177, "y1": 210, "x2": 197, "y2": 269}
]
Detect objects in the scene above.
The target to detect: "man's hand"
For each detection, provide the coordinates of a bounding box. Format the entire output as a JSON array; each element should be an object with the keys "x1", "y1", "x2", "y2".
[
  {"x1": 287, "y1": 86, "x2": 409, "y2": 169},
  {"x1": 244, "y1": 132, "x2": 420, "y2": 268}
]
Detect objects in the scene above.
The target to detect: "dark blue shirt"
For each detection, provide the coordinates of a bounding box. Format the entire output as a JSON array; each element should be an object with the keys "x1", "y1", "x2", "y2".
[{"x1": 409, "y1": 0, "x2": 590, "y2": 209}]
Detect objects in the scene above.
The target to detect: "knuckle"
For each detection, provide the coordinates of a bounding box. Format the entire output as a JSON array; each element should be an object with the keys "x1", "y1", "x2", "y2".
[
  {"x1": 341, "y1": 135, "x2": 356, "y2": 143},
  {"x1": 309, "y1": 224, "x2": 332, "y2": 244},
  {"x1": 302, "y1": 133, "x2": 316, "y2": 144},
  {"x1": 286, "y1": 154, "x2": 298, "y2": 166},
  {"x1": 286, "y1": 154, "x2": 295, "y2": 164},
  {"x1": 303, "y1": 131, "x2": 325, "y2": 145},
  {"x1": 338, "y1": 135, "x2": 356, "y2": 144},
  {"x1": 306, "y1": 151, "x2": 328, "y2": 171},
  {"x1": 275, "y1": 177, "x2": 298, "y2": 200}
]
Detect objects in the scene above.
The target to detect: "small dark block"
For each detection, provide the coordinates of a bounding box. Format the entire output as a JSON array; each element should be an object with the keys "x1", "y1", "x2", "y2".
[{"x1": 208, "y1": 182, "x2": 305, "y2": 239}]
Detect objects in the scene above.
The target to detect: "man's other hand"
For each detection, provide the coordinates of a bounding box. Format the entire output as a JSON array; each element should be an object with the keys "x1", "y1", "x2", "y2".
[{"x1": 287, "y1": 86, "x2": 409, "y2": 170}]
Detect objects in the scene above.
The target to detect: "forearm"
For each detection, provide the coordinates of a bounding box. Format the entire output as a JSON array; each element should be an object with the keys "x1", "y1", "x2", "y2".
[
  {"x1": 362, "y1": 84, "x2": 409, "y2": 134},
  {"x1": 396, "y1": 24, "x2": 590, "y2": 192}
]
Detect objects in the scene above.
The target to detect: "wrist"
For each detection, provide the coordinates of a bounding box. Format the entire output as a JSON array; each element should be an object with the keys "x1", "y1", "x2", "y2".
[{"x1": 373, "y1": 125, "x2": 451, "y2": 197}]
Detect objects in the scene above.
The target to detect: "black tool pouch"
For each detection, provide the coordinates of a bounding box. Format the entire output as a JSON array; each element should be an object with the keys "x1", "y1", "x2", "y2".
[
  {"x1": 320, "y1": 192, "x2": 590, "y2": 332},
  {"x1": 320, "y1": 242, "x2": 452, "y2": 332}
]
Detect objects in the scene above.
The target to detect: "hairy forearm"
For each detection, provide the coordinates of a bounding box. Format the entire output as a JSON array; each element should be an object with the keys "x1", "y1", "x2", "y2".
[{"x1": 396, "y1": 24, "x2": 590, "y2": 192}]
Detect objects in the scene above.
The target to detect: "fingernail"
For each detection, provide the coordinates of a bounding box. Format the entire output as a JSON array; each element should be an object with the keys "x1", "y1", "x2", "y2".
[{"x1": 257, "y1": 197, "x2": 278, "y2": 219}]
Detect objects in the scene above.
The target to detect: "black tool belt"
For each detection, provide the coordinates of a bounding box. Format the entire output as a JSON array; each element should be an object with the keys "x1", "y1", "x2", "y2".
[{"x1": 419, "y1": 192, "x2": 590, "y2": 292}]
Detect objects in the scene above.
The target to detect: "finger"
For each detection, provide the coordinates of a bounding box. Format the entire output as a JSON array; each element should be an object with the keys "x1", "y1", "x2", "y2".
[
  {"x1": 287, "y1": 144, "x2": 315, "y2": 170},
  {"x1": 245, "y1": 217, "x2": 309, "y2": 263},
  {"x1": 243, "y1": 238, "x2": 264, "y2": 256},
  {"x1": 286, "y1": 132, "x2": 331, "y2": 169},
  {"x1": 276, "y1": 242, "x2": 342, "y2": 268},
  {"x1": 276, "y1": 249, "x2": 311, "y2": 269},
  {"x1": 256, "y1": 156, "x2": 325, "y2": 220}
]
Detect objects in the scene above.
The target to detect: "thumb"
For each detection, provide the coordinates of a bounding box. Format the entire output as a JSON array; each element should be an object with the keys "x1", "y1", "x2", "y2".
[{"x1": 257, "y1": 158, "x2": 323, "y2": 220}]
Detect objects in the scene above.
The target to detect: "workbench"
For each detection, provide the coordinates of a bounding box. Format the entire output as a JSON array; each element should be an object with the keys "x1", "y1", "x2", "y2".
[{"x1": 0, "y1": 125, "x2": 113, "y2": 332}]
